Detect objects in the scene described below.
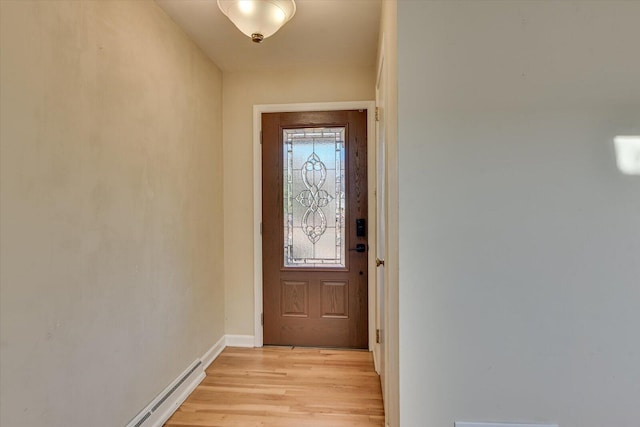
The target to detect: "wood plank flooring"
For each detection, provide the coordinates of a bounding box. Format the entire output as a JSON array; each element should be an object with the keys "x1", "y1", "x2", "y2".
[{"x1": 164, "y1": 346, "x2": 384, "y2": 427}]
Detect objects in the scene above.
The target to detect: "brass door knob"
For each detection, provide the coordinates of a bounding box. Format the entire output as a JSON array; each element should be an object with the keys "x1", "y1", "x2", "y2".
[{"x1": 376, "y1": 258, "x2": 385, "y2": 267}]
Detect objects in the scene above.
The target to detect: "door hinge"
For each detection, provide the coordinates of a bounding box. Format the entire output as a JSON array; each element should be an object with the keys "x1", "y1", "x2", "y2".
[
  {"x1": 261, "y1": 313, "x2": 264, "y2": 326},
  {"x1": 260, "y1": 130, "x2": 263, "y2": 144},
  {"x1": 375, "y1": 107, "x2": 380, "y2": 122},
  {"x1": 260, "y1": 222, "x2": 263, "y2": 235},
  {"x1": 376, "y1": 329, "x2": 381, "y2": 343}
]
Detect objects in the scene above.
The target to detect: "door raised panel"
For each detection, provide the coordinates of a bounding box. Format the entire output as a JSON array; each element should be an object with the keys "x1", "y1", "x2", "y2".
[
  {"x1": 321, "y1": 281, "x2": 349, "y2": 318},
  {"x1": 281, "y1": 281, "x2": 309, "y2": 317}
]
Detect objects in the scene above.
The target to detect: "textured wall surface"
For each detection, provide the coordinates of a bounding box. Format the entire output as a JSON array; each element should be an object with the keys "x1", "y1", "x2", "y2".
[
  {"x1": 0, "y1": 1, "x2": 224, "y2": 425},
  {"x1": 222, "y1": 67, "x2": 375, "y2": 335},
  {"x1": 398, "y1": 1, "x2": 640, "y2": 426}
]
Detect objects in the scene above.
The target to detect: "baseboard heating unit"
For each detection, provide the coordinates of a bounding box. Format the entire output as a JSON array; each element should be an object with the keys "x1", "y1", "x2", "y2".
[
  {"x1": 125, "y1": 335, "x2": 242, "y2": 427},
  {"x1": 126, "y1": 359, "x2": 205, "y2": 427}
]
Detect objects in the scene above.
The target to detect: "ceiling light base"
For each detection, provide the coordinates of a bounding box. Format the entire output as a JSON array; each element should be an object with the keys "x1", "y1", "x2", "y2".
[{"x1": 217, "y1": 0, "x2": 296, "y2": 43}]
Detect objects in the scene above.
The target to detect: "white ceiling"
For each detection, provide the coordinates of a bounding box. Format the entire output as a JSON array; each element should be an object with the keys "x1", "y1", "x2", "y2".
[{"x1": 155, "y1": 0, "x2": 382, "y2": 72}]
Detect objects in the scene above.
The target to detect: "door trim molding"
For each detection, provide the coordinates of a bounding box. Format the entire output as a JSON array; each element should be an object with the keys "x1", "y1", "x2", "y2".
[{"x1": 253, "y1": 101, "x2": 376, "y2": 348}]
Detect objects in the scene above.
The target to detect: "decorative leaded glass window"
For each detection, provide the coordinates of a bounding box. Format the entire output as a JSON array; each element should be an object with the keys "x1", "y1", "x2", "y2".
[{"x1": 283, "y1": 127, "x2": 346, "y2": 268}]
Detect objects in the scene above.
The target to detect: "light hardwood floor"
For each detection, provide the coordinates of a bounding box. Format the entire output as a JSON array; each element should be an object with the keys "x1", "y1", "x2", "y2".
[{"x1": 164, "y1": 346, "x2": 385, "y2": 427}]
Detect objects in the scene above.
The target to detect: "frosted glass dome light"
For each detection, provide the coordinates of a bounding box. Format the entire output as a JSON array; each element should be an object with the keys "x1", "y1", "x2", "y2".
[{"x1": 217, "y1": 0, "x2": 296, "y2": 43}]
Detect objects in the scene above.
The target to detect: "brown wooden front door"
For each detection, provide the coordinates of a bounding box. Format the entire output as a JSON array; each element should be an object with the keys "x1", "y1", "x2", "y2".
[{"x1": 262, "y1": 110, "x2": 368, "y2": 349}]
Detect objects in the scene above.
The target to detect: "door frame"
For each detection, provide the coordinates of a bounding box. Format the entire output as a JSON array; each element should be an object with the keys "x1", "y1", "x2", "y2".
[
  {"x1": 375, "y1": 50, "x2": 387, "y2": 383},
  {"x1": 252, "y1": 101, "x2": 377, "y2": 352}
]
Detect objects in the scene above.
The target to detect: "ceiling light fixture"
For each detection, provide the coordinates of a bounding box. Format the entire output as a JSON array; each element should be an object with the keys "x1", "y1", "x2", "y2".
[{"x1": 217, "y1": 0, "x2": 296, "y2": 43}]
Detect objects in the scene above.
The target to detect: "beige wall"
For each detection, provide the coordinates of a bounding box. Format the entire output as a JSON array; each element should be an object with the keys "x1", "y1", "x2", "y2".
[
  {"x1": 398, "y1": 1, "x2": 640, "y2": 426},
  {"x1": 223, "y1": 67, "x2": 376, "y2": 335},
  {"x1": 0, "y1": 1, "x2": 224, "y2": 426}
]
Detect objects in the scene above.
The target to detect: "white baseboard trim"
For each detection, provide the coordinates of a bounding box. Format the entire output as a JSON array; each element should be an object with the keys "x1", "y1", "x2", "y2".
[
  {"x1": 126, "y1": 335, "x2": 226, "y2": 427},
  {"x1": 202, "y1": 335, "x2": 226, "y2": 369},
  {"x1": 225, "y1": 334, "x2": 255, "y2": 347}
]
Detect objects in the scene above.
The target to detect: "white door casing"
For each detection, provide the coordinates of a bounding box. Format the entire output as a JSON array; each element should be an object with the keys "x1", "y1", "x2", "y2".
[{"x1": 375, "y1": 53, "x2": 388, "y2": 400}]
